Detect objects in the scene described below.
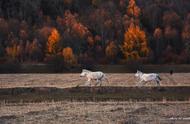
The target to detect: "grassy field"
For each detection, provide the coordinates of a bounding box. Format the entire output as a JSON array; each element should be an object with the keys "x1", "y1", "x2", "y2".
[
  {"x1": 0, "y1": 73, "x2": 190, "y2": 124},
  {"x1": 0, "y1": 101, "x2": 190, "y2": 124},
  {"x1": 0, "y1": 86, "x2": 190, "y2": 102},
  {"x1": 0, "y1": 73, "x2": 190, "y2": 88}
]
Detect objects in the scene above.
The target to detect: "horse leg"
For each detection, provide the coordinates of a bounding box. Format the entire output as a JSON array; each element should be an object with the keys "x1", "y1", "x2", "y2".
[
  {"x1": 99, "y1": 80, "x2": 103, "y2": 87},
  {"x1": 85, "y1": 81, "x2": 88, "y2": 86},
  {"x1": 85, "y1": 78, "x2": 91, "y2": 86},
  {"x1": 95, "y1": 79, "x2": 101, "y2": 86},
  {"x1": 104, "y1": 77, "x2": 109, "y2": 85},
  {"x1": 143, "y1": 81, "x2": 148, "y2": 86},
  {"x1": 135, "y1": 81, "x2": 140, "y2": 86},
  {"x1": 95, "y1": 79, "x2": 102, "y2": 87},
  {"x1": 156, "y1": 80, "x2": 160, "y2": 86},
  {"x1": 137, "y1": 79, "x2": 143, "y2": 87},
  {"x1": 89, "y1": 79, "x2": 92, "y2": 87}
]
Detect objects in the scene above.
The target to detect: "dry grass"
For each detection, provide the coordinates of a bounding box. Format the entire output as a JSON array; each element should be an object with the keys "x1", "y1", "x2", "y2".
[
  {"x1": 0, "y1": 73, "x2": 190, "y2": 88},
  {"x1": 0, "y1": 101, "x2": 190, "y2": 124},
  {"x1": 0, "y1": 73, "x2": 190, "y2": 124}
]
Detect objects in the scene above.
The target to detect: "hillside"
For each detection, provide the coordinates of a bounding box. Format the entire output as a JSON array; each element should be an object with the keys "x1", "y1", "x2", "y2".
[{"x1": 0, "y1": 0, "x2": 190, "y2": 64}]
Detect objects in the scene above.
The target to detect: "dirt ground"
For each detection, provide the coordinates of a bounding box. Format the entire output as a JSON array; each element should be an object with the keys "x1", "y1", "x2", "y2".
[
  {"x1": 0, "y1": 73, "x2": 190, "y2": 88},
  {"x1": 0, "y1": 101, "x2": 190, "y2": 124}
]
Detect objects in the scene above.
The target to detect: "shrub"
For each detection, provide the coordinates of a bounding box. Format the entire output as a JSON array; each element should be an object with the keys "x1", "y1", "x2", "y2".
[
  {"x1": 46, "y1": 55, "x2": 65, "y2": 73},
  {"x1": 0, "y1": 59, "x2": 21, "y2": 73}
]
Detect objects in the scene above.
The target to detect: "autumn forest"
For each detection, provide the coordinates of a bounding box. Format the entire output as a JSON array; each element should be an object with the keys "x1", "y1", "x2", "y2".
[{"x1": 0, "y1": 0, "x2": 190, "y2": 65}]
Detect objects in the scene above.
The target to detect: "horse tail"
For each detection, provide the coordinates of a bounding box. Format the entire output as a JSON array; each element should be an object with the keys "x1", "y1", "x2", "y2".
[
  {"x1": 103, "y1": 74, "x2": 109, "y2": 84},
  {"x1": 157, "y1": 75, "x2": 162, "y2": 81}
]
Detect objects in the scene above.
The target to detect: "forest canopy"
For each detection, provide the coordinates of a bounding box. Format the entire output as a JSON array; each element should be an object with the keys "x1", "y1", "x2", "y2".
[{"x1": 0, "y1": 0, "x2": 190, "y2": 64}]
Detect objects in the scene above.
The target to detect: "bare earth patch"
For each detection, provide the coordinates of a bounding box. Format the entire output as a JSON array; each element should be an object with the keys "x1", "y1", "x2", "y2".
[
  {"x1": 0, "y1": 101, "x2": 190, "y2": 124},
  {"x1": 0, "y1": 73, "x2": 190, "y2": 88}
]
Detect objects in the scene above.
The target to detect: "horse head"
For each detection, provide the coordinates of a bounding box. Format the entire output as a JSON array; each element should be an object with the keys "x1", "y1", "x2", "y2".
[
  {"x1": 80, "y1": 69, "x2": 91, "y2": 77},
  {"x1": 135, "y1": 70, "x2": 142, "y2": 77}
]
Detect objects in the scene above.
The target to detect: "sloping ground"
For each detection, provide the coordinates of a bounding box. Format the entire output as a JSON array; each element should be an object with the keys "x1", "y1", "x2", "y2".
[
  {"x1": 0, "y1": 73, "x2": 190, "y2": 88},
  {"x1": 0, "y1": 86, "x2": 190, "y2": 102},
  {"x1": 0, "y1": 102, "x2": 190, "y2": 124}
]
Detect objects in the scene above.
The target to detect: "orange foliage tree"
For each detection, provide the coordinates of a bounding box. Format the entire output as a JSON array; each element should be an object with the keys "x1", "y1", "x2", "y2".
[
  {"x1": 127, "y1": 0, "x2": 140, "y2": 18},
  {"x1": 182, "y1": 24, "x2": 190, "y2": 42},
  {"x1": 119, "y1": 0, "x2": 126, "y2": 8},
  {"x1": 164, "y1": 26, "x2": 178, "y2": 41},
  {"x1": 121, "y1": 24, "x2": 149, "y2": 60},
  {"x1": 27, "y1": 39, "x2": 42, "y2": 61},
  {"x1": 163, "y1": 11, "x2": 181, "y2": 29},
  {"x1": 92, "y1": 0, "x2": 102, "y2": 6},
  {"x1": 121, "y1": 0, "x2": 149, "y2": 61},
  {"x1": 182, "y1": 13, "x2": 190, "y2": 42},
  {"x1": 0, "y1": 18, "x2": 9, "y2": 39},
  {"x1": 105, "y1": 41, "x2": 118, "y2": 61},
  {"x1": 182, "y1": 13, "x2": 190, "y2": 57},
  {"x1": 6, "y1": 44, "x2": 21, "y2": 60},
  {"x1": 123, "y1": 0, "x2": 140, "y2": 29},
  {"x1": 154, "y1": 28, "x2": 163, "y2": 40},
  {"x1": 64, "y1": 10, "x2": 89, "y2": 38},
  {"x1": 62, "y1": 47, "x2": 76, "y2": 64},
  {"x1": 87, "y1": 36, "x2": 95, "y2": 46},
  {"x1": 162, "y1": 11, "x2": 181, "y2": 52},
  {"x1": 64, "y1": 0, "x2": 73, "y2": 5},
  {"x1": 153, "y1": 27, "x2": 164, "y2": 60},
  {"x1": 39, "y1": 26, "x2": 52, "y2": 42},
  {"x1": 47, "y1": 28, "x2": 60, "y2": 55}
]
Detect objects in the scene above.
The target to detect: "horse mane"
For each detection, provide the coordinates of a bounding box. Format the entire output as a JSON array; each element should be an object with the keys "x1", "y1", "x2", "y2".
[
  {"x1": 137, "y1": 70, "x2": 143, "y2": 73},
  {"x1": 82, "y1": 69, "x2": 92, "y2": 73}
]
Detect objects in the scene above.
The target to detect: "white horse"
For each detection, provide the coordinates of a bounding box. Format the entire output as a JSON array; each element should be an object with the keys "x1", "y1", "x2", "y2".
[
  {"x1": 135, "y1": 70, "x2": 161, "y2": 86},
  {"x1": 80, "y1": 69, "x2": 109, "y2": 86}
]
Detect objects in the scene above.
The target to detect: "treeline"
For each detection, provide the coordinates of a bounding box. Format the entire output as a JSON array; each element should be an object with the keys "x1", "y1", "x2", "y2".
[{"x1": 0, "y1": 0, "x2": 190, "y2": 65}]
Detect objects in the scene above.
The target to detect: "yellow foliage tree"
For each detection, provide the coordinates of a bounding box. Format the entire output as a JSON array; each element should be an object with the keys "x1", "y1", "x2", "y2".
[
  {"x1": 47, "y1": 28, "x2": 60, "y2": 55},
  {"x1": 121, "y1": 24, "x2": 149, "y2": 60},
  {"x1": 127, "y1": 0, "x2": 140, "y2": 18},
  {"x1": 62, "y1": 47, "x2": 76, "y2": 64}
]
